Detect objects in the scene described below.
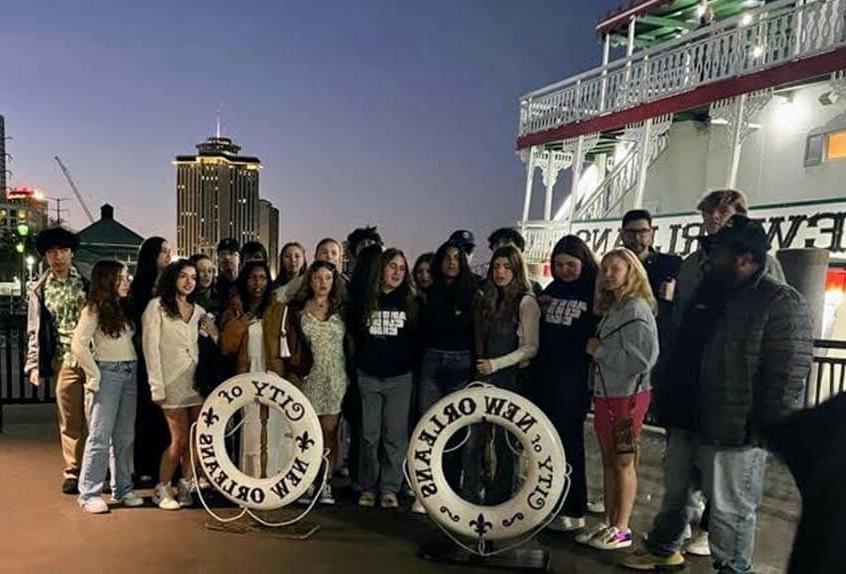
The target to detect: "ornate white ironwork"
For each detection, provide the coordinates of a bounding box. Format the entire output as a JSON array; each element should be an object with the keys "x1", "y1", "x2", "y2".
[
  {"x1": 574, "y1": 115, "x2": 673, "y2": 221},
  {"x1": 519, "y1": 0, "x2": 846, "y2": 137},
  {"x1": 710, "y1": 89, "x2": 774, "y2": 144}
]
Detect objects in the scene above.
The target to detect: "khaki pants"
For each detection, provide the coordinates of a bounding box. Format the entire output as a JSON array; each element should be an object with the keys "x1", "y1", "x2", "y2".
[{"x1": 52, "y1": 361, "x2": 87, "y2": 479}]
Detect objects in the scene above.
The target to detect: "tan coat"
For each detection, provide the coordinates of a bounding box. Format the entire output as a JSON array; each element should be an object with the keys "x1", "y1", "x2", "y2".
[{"x1": 220, "y1": 296, "x2": 301, "y2": 385}]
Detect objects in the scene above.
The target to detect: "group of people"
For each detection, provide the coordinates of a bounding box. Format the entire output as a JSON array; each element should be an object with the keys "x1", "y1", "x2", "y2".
[{"x1": 25, "y1": 188, "x2": 815, "y2": 574}]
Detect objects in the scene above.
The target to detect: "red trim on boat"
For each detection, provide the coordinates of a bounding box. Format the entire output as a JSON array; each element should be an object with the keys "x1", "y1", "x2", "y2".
[{"x1": 516, "y1": 46, "x2": 846, "y2": 150}]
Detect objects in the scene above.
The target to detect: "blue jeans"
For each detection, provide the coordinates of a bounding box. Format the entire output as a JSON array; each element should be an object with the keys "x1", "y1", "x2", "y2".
[
  {"x1": 417, "y1": 348, "x2": 473, "y2": 491},
  {"x1": 358, "y1": 371, "x2": 413, "y2": 495},
  {"x1": 646, "y1": 429, "x2": 768, "y2": 574},
  {"x1": 79, "y1": 361, "x2": 138, "y2": 502}
]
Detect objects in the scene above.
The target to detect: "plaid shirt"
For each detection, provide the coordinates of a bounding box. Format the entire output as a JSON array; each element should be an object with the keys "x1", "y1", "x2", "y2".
[{"x1": 43, "y1": 267, "x2": 86, "y2": 366}]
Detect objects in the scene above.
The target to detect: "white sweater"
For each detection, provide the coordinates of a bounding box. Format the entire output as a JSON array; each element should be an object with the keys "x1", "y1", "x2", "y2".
[
  {"x1": 71, "y1": 306, "x2": 137, "y2": 391},
  {"x1": 142, "y1": 297, "x2": 204, "y2": 403},
  {"x1": 488, "y1": 295, "x2": 541, "y2": 373}
]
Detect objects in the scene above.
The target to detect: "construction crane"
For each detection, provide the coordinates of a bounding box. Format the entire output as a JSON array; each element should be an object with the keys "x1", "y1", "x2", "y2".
[{"x1": 54, "y1": 155, "x2": 95, "y2": 224}]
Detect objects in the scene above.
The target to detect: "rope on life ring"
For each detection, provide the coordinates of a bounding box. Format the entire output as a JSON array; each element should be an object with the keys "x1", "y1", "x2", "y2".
[
  {"x1": 406, "y1": 383, "x2": 568, "y2": 554},
  {"x1": 192, "y1": 372, "x2": 326, "y2": 524}
]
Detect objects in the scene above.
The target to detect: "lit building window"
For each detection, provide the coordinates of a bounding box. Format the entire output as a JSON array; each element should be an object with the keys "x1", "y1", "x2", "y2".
[{"x1": 827, "y1": 130, "x2": 846, "y2": 161}]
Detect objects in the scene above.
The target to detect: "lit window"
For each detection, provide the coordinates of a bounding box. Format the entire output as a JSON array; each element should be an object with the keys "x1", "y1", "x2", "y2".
[{"x1": 827, "y1": 130, "x2": 846, "y2": 161}]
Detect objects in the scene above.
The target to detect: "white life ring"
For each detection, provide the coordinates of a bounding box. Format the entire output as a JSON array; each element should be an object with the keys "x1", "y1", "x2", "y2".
[
  {"x1": 407, "y1": 385, "x2": 566, "y2": 541},
  {"x1": 194, "y1": 372, "x2": 324, "y2": 511}
]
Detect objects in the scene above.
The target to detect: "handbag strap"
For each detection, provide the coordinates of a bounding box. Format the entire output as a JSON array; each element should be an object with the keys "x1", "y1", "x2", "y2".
[{"x1": 280, "y1": 304, "x2": 289, "y2": 337}]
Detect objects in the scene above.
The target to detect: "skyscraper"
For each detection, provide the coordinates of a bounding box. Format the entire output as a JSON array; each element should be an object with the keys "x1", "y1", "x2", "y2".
[
  {"x1": 258, "y1": 198, "x2": 280, "y2": 276},
  {"x1": 1, "y1": 114, "x2": 6, "y2": 194},
  {"x1": 175, "y1": 133, "x2": 262, "y2": 258}
]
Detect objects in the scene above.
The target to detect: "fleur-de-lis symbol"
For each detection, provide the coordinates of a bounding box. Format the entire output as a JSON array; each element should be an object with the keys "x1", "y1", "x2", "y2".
[
  {"x1": 295, "y1": 431, "x2": 315, "y2": 453},
  {"x1": 202, "y1": 408, "x2": 219, "y2": 427},
  {"x1": 470, "y1": 513, "x2": 493, "y2": 538}
]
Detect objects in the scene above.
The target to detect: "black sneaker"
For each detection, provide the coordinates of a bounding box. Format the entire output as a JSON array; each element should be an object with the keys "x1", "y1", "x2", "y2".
[{"x1": 62, "y1": 478, "x2": 79, "y2": 495}]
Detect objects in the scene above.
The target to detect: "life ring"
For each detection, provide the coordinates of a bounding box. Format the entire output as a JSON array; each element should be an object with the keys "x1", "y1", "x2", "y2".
[
  {"x1": 407, "y1": 385, "x2": 566, "y2": 541},
  {"x1": 194, "y1": 372, "x2": 324, "y2": 511}
]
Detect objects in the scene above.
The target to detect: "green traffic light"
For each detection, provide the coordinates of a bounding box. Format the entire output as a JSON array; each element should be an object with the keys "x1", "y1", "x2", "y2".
[{"x1": 17, "y1": 223, "x2": 30, "y2": 237}]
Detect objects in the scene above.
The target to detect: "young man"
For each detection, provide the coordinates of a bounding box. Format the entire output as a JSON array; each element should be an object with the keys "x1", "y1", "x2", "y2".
[
  {"x1": 239, "y1": 240, "x2": 268, "y2": 266},
  {"x1": 623, "y1": 215, "x2": 813, "y2": 573},
  {"x1": 214, "y1": 238, "x2": 240, "y2": 312},
  {"x1": 25, "y1": 227, "x2": 90, "y2": 494},
  {"x1": 448, "y1": 229, "x2": 476, "y2": 265},
  {"x1": 620, "y1": 210, "x2": 683, "y2": 365},
  {"x1": 346, "y1": 226, "x2": 383, "y2": 272}
]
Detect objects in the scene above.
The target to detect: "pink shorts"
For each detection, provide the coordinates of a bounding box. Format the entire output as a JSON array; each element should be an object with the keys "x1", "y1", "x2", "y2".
[{"x1": 593, "y1": 390, "x2": 652, "y2": 444}]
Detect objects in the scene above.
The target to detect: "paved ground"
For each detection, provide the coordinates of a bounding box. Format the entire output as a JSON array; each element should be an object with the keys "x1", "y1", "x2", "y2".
[{"x1": 0, "y1": 405, "x2": 799, "y2": 573}]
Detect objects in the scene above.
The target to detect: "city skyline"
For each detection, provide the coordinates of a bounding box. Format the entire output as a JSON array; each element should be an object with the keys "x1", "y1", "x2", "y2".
[{"x1": 2, "y1": 0, "x2": 617, "y2": 260}]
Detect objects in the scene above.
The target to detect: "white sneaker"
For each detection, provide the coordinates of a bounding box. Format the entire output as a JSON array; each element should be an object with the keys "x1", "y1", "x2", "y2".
[
  {"x1": 575, "y1": 521, "x2": 609, "y2": 545},
  {"x1": 113, "y1": 491, "x2": 145, "y2": 508},
  {"x1": 410, "y1": 498, "x2": 426, "y2": 515},
  {"x1": 79, "y1": 497, "x2": 110, "y2": 514},
  {"x1": 589, "y1": 526, "x2": 633, "y2": 550},
  {"x1": 318, "y1": 484, "x2": 335, "y2": 505},
  {"x1": 586, "y1": 498, "x2": 606, "y2": 514},
  {"x1": 177, "y1": 479, "x2": 194, "y2": 507},
  {"x1": 685, "y1": 531, "x2": 711, "y2": 556},
  {"x1": 547, "y1": 515, "x2": 586, "y2": 533},
  {"x1": 152, "y1": 483, "x2": 181, "y2": 511}
]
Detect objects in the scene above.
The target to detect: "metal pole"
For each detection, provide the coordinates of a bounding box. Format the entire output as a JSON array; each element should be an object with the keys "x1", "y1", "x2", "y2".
[
  {"x1": 544, "y1": 149, "x2": 555, "y2": 221},
  {"x1": 600, "y1": 34, "x2": 611, "y2": 112},
  {"x1": 632, "y1": 118, "x2": 654, "y2": 209},
  {"x1": 627, "y1": 17, "x2": 636, "y2": 57},
  {"x1": 728, "y1": 94, "x2": 747, "y2": 188},
  {"x1": 520, "y1": 146, "x2": 536, "y2": 233},
  {"x1": 566, "y1": 136, "x2": 586, "y2": 232}
]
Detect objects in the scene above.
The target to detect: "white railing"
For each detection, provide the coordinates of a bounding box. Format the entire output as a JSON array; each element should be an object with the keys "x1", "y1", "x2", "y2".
[
  {"x1": 576, "y1": 132, "x2": 670, "y2": 221},
  {"x1": 519, "y1": 0, "x2": 846, "y2": 137},
  {"x1": 522, "y1": 221, "x2": 573, "y2": 265}
]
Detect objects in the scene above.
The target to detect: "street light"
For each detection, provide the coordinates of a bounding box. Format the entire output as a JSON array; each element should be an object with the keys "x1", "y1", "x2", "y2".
[{"x1": 25, "y1": 255, "x2": 35, "y2": 281}]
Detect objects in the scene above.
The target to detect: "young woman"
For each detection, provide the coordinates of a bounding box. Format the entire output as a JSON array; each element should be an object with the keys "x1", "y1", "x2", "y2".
[
  {"x1": 417, "y1": 241, "x2": 478, "y2": 494},
  {"x1": 71, "y1": 261, "x2": 141, "y2": 514},
  {"x1": 220, "y1": 260, "x2": 296, "y2": 478},
  {"x1": 292, "y1": 260, "x2": 349, "y2": 505},
  {"x1": 532, "y1": 236, "x2": 599, "y2": 533},
  {"x1": 412, "y1": 252, "x2": 434, "y2": 291},
  {"x1": 462, "y1": 245, "x2": 539, "y2": 505},
  {"x1": 129, "y1": 236, "x2": 172, "y2": 486},
  {"x1": 579, "y1": 248, "x2": 658, "y2": 550},
  {"x1": 354, "y1": 249, "x2": 419, "y2": 509},
  {"x1": 142, "y1": 259, "x2": 218, "y2": 510},
  {"x1": 189, "y1": 253, "x2": 219, "y2": 314},
  {"x1": 274, "y1": 242, "x2": 307, "y2": 290}
]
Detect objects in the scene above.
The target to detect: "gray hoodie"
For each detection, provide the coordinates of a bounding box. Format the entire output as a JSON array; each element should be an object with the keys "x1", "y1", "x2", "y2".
[{"x1": 592, "y1": 297, "x2": 659, "y2": 398}]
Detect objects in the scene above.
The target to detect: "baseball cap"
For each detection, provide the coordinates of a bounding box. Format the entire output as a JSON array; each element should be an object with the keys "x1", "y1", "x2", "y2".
[
  {"x1": 216, "y1": 238, "x2": 240, "y2": 255},
  {"x1": 448, "y1": 229, "x2": 475, "y2": 248},
  {"x1": 703, "y1": 215, "x2": 770, "y2": 258}
]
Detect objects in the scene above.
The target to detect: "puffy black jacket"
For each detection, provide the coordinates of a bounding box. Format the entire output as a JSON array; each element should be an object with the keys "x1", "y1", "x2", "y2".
[{"x1": 699, "y1": 270, "x2": 813, "y2": 447}]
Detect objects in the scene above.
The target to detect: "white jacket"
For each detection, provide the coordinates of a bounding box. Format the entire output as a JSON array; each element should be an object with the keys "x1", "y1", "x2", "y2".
[{"x1": 142, "y1": 297, "x2": 204, "y2": 403}]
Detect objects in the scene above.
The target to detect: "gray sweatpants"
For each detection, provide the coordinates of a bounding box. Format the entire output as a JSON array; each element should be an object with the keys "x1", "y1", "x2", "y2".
[{"x1": 358, "y1": 370, "x2": 413, "y2": 495}]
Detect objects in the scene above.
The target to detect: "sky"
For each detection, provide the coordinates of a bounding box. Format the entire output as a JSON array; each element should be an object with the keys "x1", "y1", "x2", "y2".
[{"x1": 2, "y1": 0, "x2": 620, "y2": 262}]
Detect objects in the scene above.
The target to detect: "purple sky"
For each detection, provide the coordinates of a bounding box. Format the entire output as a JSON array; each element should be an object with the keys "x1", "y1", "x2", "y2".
[{"x1": 3, "y1": 0, "x2": 619, "y2": 262}]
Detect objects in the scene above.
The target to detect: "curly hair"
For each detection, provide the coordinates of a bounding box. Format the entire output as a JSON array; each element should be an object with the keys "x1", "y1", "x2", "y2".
[
  {"x1": 86, "y1": 261, "x2": 132, "y2": 338},
  {"x1": 594, "y1": 248, "x2": 657, "y2": 316},
  {"x1": 293, "y1": 260, "x2": 347, "y2": 317},
  {"x1": 477, "y1": 245, "x2": 531, "y2": 328},
  {"x1": 362, "y1": 248, "x2": 418, "y2": 328},
  {"x1": 157, "y1": 259, "x2": 197, "y2": 320}
]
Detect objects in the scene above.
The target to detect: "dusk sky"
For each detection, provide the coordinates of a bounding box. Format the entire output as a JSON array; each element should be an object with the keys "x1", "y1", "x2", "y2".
[{"x1": 4, "y1": 0, "x2": 619, "y2": 262}]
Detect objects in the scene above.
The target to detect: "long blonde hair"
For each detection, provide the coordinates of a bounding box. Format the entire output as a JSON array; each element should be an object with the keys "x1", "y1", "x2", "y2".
[{"x1": 594, "y1": 248, "x2": 656, "y2": 315}]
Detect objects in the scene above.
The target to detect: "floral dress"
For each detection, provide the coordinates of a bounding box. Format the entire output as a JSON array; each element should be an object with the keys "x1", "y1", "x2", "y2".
[{"x1": 300, "y1": 312, "x2": 348, "y2": 416}]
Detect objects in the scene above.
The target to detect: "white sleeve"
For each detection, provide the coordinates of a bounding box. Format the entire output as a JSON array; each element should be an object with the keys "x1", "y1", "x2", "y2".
[
  {"x1": 142, "y1": 299, "x2": 166, "y2": 403},
  {"x1": 71, "y1": 306, "x2": 101, "y2": 391},
  {"x1": 489, "y1": 295, "x2": 541, "y2": 373}
]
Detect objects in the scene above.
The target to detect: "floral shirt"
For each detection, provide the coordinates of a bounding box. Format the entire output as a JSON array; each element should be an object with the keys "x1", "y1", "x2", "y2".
[{"x1": 43, "y1": 267, "x2": 86, "y2": 366}]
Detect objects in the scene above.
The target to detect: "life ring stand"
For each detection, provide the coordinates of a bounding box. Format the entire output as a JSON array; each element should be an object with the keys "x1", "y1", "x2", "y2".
[
  {"x1": 191, "y1": 372, "x2": 326, "y2": 525},
  {"x1": 407, "y1": 383, "x2": 568, "y2": 552}
]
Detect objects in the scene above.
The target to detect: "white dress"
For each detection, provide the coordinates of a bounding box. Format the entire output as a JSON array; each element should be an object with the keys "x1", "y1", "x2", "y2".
[{"x1": 239, "y1": 321, "x2": 293, "y2": 478}]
